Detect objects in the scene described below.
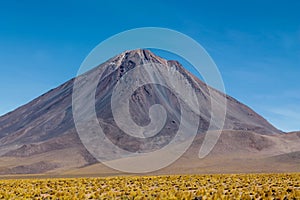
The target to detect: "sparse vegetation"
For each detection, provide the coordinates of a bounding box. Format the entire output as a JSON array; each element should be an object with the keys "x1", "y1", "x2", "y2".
[{"x1": 0, "y1": 173, "x2": 299, "y2": 199}]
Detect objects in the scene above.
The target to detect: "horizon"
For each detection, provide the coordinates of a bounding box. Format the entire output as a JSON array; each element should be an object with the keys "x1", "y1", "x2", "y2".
[{"x1": 0, "y1": 1, "x2": 299, "y2": 132}]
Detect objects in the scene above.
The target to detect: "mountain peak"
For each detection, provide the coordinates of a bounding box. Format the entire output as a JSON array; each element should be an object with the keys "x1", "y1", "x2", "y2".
[
  {"x1": 112, "y1": 49, "x2": 168, "y2": 66},
  {"x1": 96, "y1": 49, "x2": 170, "y2": 79},
  {"x1": 122, "y1": 49, "x2": 158, "y2": 59},
  {"x1": 122, "y1": 49, "x2": 152, "y2": 56}
]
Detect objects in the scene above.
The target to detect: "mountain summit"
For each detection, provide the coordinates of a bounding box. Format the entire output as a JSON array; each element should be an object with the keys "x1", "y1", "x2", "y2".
[{"x1": 0, "y1": 49, "x2": 299, "y2": 175}]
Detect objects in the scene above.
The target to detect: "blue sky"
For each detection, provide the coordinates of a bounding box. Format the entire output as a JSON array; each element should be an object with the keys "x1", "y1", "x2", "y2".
[{"x1": 0, "y1": 0, "x2": 299, "y2": 132}]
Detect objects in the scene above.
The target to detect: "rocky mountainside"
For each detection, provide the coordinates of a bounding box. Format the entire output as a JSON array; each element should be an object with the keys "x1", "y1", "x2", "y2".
[{"x1": 0, "y1": 49, "x2": 298, "y2": 175}]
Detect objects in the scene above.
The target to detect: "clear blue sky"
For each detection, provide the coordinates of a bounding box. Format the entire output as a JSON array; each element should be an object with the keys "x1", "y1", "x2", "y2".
[{"x1": 0, "y1": 0, "x2": 299, "y2": 132}]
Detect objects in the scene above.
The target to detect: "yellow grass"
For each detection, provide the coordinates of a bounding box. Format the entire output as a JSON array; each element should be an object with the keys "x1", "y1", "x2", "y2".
[{"x1": 0, "y1": 173, "x2": 299, "y2": 199}]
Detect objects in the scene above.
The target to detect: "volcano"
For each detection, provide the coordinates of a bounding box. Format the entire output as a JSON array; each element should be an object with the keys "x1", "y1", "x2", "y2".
[{"x1": 0, "y1": 49, "x2": 299, "y2": 175}]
